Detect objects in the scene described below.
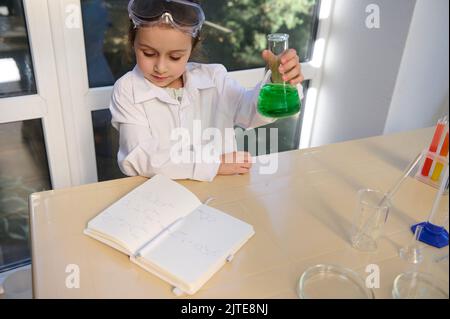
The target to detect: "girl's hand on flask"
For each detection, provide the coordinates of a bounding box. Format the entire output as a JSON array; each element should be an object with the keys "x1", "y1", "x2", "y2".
[
  {"x1": 217, "y1": 152, "x2": 253, "y2": 176},
  {"x1": 262, "y1": 49, "x2": 304, "y2": 85}
]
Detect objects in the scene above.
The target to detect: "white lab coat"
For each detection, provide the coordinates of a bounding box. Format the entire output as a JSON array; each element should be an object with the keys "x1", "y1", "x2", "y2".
[{"x1": 110, "y1": 62, "x2": 274, "y2": 182}]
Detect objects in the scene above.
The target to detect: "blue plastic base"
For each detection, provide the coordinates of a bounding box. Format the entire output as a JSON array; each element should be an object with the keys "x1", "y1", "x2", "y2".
[{"x1": 412, "y1": 222, "x2": 449, "y2": 248}]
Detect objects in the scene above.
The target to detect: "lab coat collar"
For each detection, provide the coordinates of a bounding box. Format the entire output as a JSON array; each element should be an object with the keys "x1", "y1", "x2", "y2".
[
  {"x1": 184, "y1": 63, "x2": 216, "y2": 90},
  {"x1": 131, "y1": 63, "x2": 215, "y2": 105}
]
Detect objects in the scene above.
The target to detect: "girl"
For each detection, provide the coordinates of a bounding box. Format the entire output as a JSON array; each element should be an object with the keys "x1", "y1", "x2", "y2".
[{"x1": 110, "y1": 0, "x2": 304, "y2": 182}]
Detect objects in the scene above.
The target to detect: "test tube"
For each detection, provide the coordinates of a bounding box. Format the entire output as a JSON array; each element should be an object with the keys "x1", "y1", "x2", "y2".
[
  {"x1": 421, "y1": 117, "x2": 447, "y2": 177},
  {"x1": 431, "y1": 131, "x2": 449, "y2": 182}
]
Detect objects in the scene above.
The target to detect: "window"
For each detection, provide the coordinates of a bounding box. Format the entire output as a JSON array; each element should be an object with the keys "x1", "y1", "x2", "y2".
[
  {"x1": 0, "y1": 0, "x2": 49, "y2": 272},
  {"x1": 200, "y1": 0, "x2": 319, "y2": 70},
  {"x1": 0, "y1": 0, "x2": 36, "y2": 98},
  {"x1": 82, "y1": 0, "x2": 320, "y2": 181},
  {"x1": 0, "y1": 0, "x2": 63, "y2": 272},
  {"x1": 0, "y1": 120, "x2": 52, "y2": 272},
  {"x1": 92, "y1": 109, "x2": 125, "y2": 182}
]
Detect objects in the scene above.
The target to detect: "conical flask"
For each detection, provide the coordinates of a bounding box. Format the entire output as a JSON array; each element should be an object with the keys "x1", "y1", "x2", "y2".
[{"x1": 257, "y1": 33, "x2": 301, "y2": 118}]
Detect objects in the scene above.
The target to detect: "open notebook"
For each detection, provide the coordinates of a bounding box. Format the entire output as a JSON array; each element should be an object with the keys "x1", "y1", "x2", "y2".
[{"x1": 84, "y1": 174, "x2": 255, "y2": 295}]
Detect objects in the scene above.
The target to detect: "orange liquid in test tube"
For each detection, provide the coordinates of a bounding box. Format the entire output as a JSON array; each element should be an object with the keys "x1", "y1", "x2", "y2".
[
  {"x1": 431, "y1": 132, "x2": 449, "y2": 182},
  {"x1": 421, "y1": 119, "x2": 447, "y2": 176}
]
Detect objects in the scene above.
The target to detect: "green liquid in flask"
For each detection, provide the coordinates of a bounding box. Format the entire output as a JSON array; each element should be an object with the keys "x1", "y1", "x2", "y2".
[{"x1": 257, "y1": 83, "x2": 301, "y2": 118}]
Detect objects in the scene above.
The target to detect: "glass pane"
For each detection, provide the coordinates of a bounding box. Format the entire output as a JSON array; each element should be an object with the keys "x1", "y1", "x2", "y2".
[
  {"x1": 0, "y1": 120, "x2": 51, "y2": 272},
  {"x1": 82, "y1": 0, "x2": 319, "y2": 88},
  {"x1": 0, "y1": 0, "x2": 37, "y2": 98},
  {"x1": 92, "y1": 109, "x2": 126, "y2": 182},
  {"x1": 201, "y1": 0, "x2": 319, "y2": 70}
]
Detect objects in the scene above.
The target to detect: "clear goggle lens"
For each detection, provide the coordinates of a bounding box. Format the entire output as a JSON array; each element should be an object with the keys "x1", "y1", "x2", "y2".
[{"x1": 128, "y1": 0, "x2": 205, "y2": 36}]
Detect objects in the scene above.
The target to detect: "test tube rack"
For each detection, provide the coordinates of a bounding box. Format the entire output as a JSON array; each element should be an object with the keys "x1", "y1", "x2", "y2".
[{"x1": 415, "y1": 149, "x2": 449, "y2": 194}]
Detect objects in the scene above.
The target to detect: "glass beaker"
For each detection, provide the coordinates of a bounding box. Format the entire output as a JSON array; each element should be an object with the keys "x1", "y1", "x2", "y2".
[
  {"x1": 351, "y1": 189, "x2": 390, "y2": 252},
  {"x1": 257, "y1": 33, "x2": 301, "y2": 118}
]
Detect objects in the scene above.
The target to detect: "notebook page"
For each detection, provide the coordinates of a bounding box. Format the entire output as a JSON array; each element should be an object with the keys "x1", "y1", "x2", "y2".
[
  {"x1": 137, "y1": 204, "x2": 255, "y2": 293},
  {"x1": 86, "y1": 175, "x2": 202, "y2": 255}
]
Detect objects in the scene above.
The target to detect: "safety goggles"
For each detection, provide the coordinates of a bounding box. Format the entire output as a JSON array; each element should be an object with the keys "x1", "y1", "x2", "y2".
[{"x1": 128, "y1": 0, "x2": 205, "y2": 37}]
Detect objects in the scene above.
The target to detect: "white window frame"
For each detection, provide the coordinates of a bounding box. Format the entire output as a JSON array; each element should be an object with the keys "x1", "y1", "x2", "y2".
[
  {"x1": 299, "y1": 0, "x2": 335, "y2": 149},
  {"x1": 45, "y1": 0, "x2": 331, "y2": 186},
  {"x1": 0, "y1": 0, "x2": 72, "y2": 189}
]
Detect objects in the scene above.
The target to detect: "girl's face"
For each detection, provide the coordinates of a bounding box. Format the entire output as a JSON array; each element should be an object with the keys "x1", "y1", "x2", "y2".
[{"x1": 134, "y1": 25, "x2": 193, "y2": 88}]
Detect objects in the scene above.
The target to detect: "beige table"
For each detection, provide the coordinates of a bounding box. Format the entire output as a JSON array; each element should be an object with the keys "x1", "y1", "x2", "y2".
[{"x1": 30, "y1": 128, "x2": 449, "y2": 298}]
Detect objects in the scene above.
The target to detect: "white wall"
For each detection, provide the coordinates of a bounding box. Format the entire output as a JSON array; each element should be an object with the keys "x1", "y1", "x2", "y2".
[
  {"x1": 433, "y1": 92, "x2": 449, "y2": 124},
  {"x1": 384, "y1": 0, "x2": 449, "y2": 134},
  {"x1": 308, "y1": 0, "x2": 418, "y2": 147}
]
